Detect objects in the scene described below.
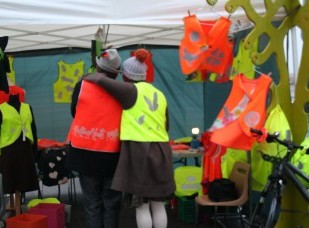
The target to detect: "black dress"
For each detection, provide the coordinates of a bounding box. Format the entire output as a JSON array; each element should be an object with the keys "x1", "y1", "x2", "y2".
[{"x1": 0, "y1": 95, "x2": 39, "y2": 194}]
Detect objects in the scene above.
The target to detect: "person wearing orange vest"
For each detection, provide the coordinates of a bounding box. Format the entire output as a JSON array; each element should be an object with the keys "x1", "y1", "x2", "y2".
[
  {"x1": 84, "y1": 48, "x2": 176, "y2": 228},
  {"x1": 66, "y1": 48, "x2": 122, "y2": 228}
]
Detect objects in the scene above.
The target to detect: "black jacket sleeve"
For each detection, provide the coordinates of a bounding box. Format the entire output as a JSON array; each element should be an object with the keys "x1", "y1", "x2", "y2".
[{"x1": 70, "y1": 80, "x2": 82, "y2": 118}]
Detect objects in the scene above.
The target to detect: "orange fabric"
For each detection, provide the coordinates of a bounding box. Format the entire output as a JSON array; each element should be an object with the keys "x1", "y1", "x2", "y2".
[
  {"x1": 171, "y1": 144, "x2": 190, "y2": 150},
  {"x1": 0, "y1": 91, "x2": 8, "y2": 104},
  {"x1": 205, "y1": 49, "x2": 233, "y2": 83},
  {"x1": 130, "y1": 50, "x2": 154, "y2": 82},
  {"x1": 67, "y1": 81, "x2": 122, "y2": 152},
  {"x1": 0, "y1": 86, "x2": 26, "y2": 104},
  {"x1": 38, "y1": 138, "x2": 67, "y2": 150},
  {"x1": 201, "y1": 131, "x2": 226, "y2": 194},
  {"x1": 9, "y1": 85, "x2": 26, "y2": 102},
  {"x1": 199, "y1": 20, "x2": 215, "y2": 35},
  {"x1": 203, "y1": 17, "x2": 233, "y2": 75},
  {"x1": 209, "y1": 146, "x2": 226, "y2": 180},
  {"x1": 179, "y1": 15, "x2": 233, "y2": 75},
  {"x1": 208, "y1": 74, "x2": 272, "y2": 150},
  {"x1": 179, "y1": 14, "x2": 208, "y2": 75}
]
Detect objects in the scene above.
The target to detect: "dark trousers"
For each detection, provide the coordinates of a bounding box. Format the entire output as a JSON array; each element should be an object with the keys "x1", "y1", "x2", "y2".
[{"x1": 79, "y1": 173, "x2": 122, "y2": 228}]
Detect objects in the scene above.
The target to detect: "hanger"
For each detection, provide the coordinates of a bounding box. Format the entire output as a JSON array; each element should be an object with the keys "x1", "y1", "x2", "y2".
[
  {"x1": 253, "y1": 66, "x2": 272, "y2": 78},
  {"x1": 189, "y1": 3, "x2": 228, "y2": 20},
  {"x1": 104, "y1": 25, "x2": 110, "y2": 48}
]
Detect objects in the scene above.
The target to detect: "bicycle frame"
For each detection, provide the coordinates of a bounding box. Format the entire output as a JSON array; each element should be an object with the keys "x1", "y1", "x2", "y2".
[
  {"x1": 249, "y1": 128, "x2": 309, "y2": 228},
  {"x1": 249, "y1": 151, "x2": 287, "y2": 228},
  {"x1": 283, "y1": 161, "x2": 309, "y2": 201}
]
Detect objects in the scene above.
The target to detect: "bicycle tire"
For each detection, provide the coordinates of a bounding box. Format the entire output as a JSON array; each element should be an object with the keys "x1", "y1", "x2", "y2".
[
  {"x1": 264, "y1": 183, "x2": 280, "y2": 228},
  {"x1": 250, "y1": 183, "x2": 281, "y2": 228}
]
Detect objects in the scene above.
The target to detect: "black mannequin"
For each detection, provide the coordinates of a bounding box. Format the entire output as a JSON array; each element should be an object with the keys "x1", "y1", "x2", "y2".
[
  {"x1": 0, "y1": 94, "x2": 23, "y2": 214},
  {"x1": 0, "y1": 94, "x2": 39, "y2": 215},
  {"x1": 0, "y1": 36, "x2": 10, "y2": 93},
  {"x1": 8, "y1": 94, "x2": 21, "y2": 111},
  {"x1": 0, "y1": 94, "x2": 21, "y2": 126}
]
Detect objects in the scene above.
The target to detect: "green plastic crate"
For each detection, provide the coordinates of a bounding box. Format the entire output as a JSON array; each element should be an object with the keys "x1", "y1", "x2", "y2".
[{"x1": 177, "y1": 197, "x2": 195, "y2": 223}]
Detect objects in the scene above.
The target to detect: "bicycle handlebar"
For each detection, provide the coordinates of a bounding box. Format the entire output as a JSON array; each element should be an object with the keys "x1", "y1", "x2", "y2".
[{"x1": 250, "y1": 128, "x2": 305, "y2": 151}]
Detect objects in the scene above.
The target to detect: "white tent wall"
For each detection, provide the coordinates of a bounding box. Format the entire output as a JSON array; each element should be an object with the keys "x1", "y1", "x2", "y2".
[{"x1": 0, "y1": 0, "x2": 267, "y2": 52}]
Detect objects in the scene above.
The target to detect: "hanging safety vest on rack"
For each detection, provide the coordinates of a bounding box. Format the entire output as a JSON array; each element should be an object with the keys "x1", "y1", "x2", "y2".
[
  {"x1": 251, "y1": 104, "x2": 292, "y2": 191},
  {"x1": 291, "y1": 136, "x2": 309, "y2": 188},
  {"x1": 179, "y1": 15, "x2": 233, "y2": 75},
  {"x1": 53, "y1": 60, "x2": 84, "y2": 103},
  {"x1": 208, "y1": 74, "x2": 272, "y2": 150}
]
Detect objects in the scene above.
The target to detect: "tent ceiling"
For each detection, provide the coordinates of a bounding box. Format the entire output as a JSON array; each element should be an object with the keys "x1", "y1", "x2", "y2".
[
  {"x1": 0, "y1": 0, "x2": 284, "y2": 53},
  {"x1": 1, "y1": 24, "x2": 186, "y2": 52}
]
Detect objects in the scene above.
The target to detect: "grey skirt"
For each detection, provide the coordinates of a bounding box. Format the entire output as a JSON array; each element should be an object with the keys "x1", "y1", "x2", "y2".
[{"x1": 111, "y1": 141, "x2": 176, "y2": 202}]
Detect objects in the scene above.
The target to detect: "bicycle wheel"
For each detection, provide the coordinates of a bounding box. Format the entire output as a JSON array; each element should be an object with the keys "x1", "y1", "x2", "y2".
[
  {"x1": 250, "y1": 183, "x2": 281, "y2": 228},
  {"x1": 264, "y1": 183, "x2": 280, "y2": 228},
  {"x1": 249, "y1": 197, "x2": 265, "y2": 227}
]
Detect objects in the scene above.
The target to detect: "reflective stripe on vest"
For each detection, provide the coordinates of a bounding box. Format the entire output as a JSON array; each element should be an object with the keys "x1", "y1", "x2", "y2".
[
  {"x1": 0, "y1": 102, "x2": 33, "y2": 148},
  {"x1": 120, "y1": 82, "x2": 169, "y2": 142},
  {"x1": 67, "y1": 80, "x2": 122, "y2": 152},
  {"x1": 174, "y1": 166, "x2": 203, "y2": 197}
]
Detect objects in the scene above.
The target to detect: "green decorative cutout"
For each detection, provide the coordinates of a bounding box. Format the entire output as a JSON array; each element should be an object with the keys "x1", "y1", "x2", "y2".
[
  {"x1": 225, "y1": 0, "x2": 309, "y2": 226},
  {"x1": 226, "y1": 0, "x2": 309, "y2": 141},
  {"x1": 206, "y1": 0, "x2": 218, "y2": 6}
]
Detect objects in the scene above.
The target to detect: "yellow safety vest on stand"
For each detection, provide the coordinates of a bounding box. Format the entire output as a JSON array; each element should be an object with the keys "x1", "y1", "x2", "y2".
[{"x1": 0, "y1": 102, "x2": 33, "y2": 148}]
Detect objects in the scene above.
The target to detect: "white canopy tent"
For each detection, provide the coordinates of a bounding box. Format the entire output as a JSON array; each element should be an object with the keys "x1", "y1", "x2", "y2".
[{"x1": 0, "y1": 0, "x2": 276, "y2": 52}]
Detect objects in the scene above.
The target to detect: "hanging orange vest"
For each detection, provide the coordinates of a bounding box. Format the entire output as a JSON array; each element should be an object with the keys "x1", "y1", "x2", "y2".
[
  {"x1": 67, "y1": 80, "x2": 122, "y2": 152},
  {"x1": 179, "y1": 15, "x2": 233, "y2": 75},
  {"x1": 208, "y1": 74, "x2": 272, "y2": 150}
]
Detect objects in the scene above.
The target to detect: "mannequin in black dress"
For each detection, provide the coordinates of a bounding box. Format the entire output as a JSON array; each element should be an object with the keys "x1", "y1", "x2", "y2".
[{"x1": 0, "y1": 94, "x2": 39, "y2": 215}]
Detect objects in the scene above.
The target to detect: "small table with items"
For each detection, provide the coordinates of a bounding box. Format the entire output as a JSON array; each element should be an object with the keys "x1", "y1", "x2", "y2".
[{"x1": 172, "y1": 149, "x2": 203, "y2": 166}]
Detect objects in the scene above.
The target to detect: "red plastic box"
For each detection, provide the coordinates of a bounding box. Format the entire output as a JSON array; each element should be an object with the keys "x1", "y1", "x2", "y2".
[
  {"x1": 6, "y1": 213, "x2": 48, "y2": 228},
  {"x1": 28, "y1": 203, "x2": 65, "y2": 228}
]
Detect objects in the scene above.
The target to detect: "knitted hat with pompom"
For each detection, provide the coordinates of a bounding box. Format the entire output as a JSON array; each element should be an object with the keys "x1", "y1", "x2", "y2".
[
  {"x1": 123, "y1": 48, "x2": 149, "y2": 81},
  {"x1": 95, "y1": 48, "x2": 121, "y2": 73}
]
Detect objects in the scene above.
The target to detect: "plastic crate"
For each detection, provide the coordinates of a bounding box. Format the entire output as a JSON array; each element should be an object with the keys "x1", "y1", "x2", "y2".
[
  {"x1": 6, "y1": 213, "x2": 48, "y2": 228},
  {"x1": 177, "y1": 197, "x2": 195, "y2": 223},
  {"x1": 28, "y1": 203, "x2": 65, "y2": 228}
]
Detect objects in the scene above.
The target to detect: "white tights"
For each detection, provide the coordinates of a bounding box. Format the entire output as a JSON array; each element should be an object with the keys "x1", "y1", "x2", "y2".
[{"x1": 136, "y1": 201, "x2": 167, "y2": 228}]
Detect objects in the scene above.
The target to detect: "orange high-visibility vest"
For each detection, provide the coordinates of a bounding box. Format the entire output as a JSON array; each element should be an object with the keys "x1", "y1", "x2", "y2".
[
  {"x1": 179, "y1": 15, "x2": 233, "y2": 75},
  {"x1": 179, "y1": 14, "x2": 208, "y2": 75},
  {"x1": 202, "y1": 17, "x2": 233, "y2": 75},
  {"x1": 201, "y1": 131, "x2": 226, "y2": 194},
  {"x1": 208, "y1": 74, "x2": 272, "y2": 150},
  {"x1": 67, "y1": 80, "x2": 122, "y2": 152}
]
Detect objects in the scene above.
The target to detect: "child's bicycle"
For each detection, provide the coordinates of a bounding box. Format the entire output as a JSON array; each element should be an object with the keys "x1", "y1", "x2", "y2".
[{"x1": 249, "y1": 128, "x2": 309, "y2": 228}]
